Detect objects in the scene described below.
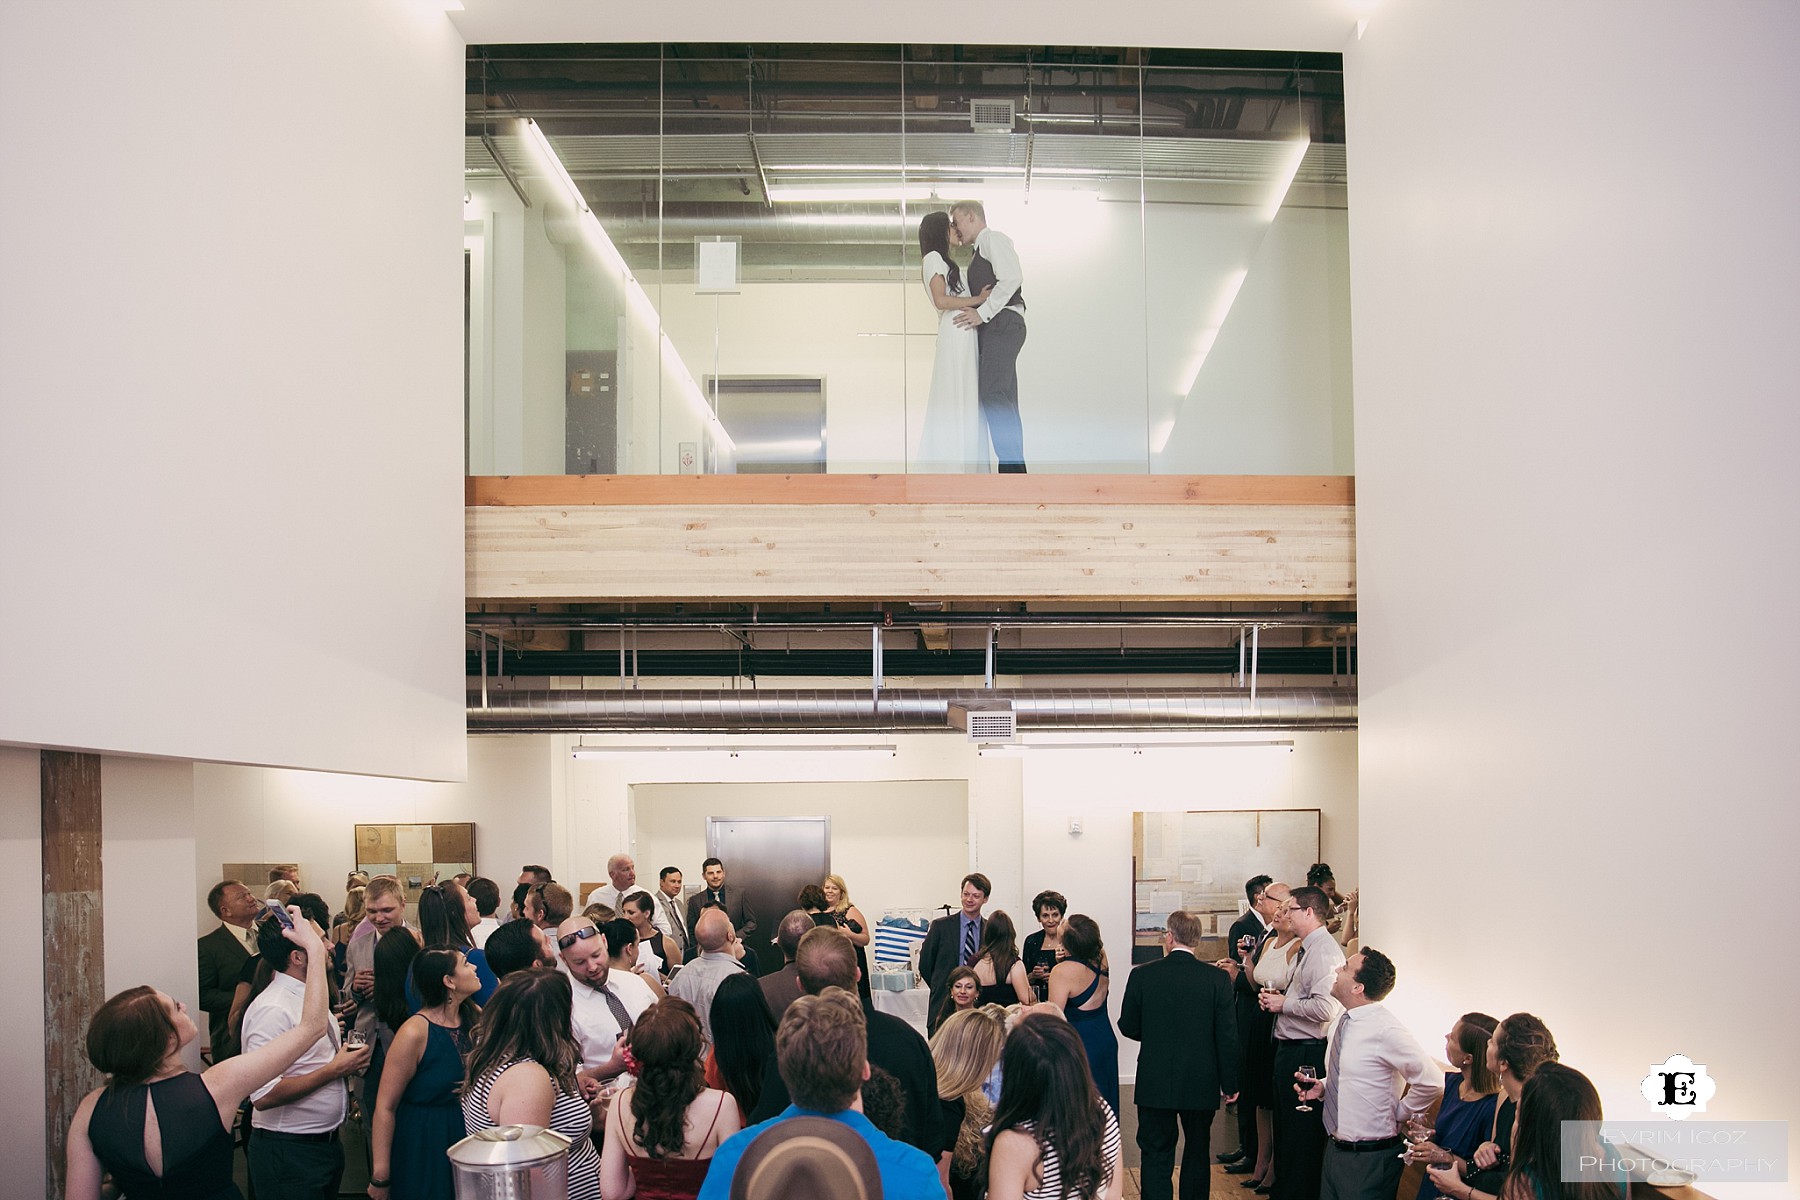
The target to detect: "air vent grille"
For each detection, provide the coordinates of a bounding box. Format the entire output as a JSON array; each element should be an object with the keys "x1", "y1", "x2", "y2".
[
  {"x1": 948, "y1": 702, "x2": 1017, "y2": 742},
  {"x1": 969, "y1": 99, "x2": 1015, "y2": 133}
]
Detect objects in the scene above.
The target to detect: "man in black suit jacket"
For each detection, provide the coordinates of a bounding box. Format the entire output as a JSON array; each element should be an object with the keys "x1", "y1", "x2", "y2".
[
  {"x1": 1221, "y1": 875, "x2": 1279, "y2": 1168},
  {"x1": 685, "y1": 857, "x2": 758, "y2": 967},
  {"x1": 917, "y1": 871, "x2": 989, "y2": 1017},
  {"x1": 196, "y1": 878, "x2": 259, "y2": 1059},
  {"x1": 748, "y1": 925, "x2": 945, "y2": 1158},
  {"x1": 1120, "y1": 909, "x2": 1240, "y2": 1200}
]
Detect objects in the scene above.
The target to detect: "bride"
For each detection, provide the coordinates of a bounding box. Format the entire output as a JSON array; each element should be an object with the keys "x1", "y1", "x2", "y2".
[{"x1": 916, "y1": 211, "x2": 991, "y2": 473}]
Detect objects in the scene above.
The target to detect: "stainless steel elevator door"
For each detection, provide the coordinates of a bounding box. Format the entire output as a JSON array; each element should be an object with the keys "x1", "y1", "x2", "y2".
[{"x1": 706, "y1": 816, "x2": 830, "y2": 977}]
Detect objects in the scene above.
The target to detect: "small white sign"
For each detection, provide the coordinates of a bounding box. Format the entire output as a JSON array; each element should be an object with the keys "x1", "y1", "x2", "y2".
[{"x1": 695, "y1": 238, "x2": 740, "y2": 293}]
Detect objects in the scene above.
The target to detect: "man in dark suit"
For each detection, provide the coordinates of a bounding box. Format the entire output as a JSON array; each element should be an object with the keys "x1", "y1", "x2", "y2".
[
  {"x1": 685, "y1": 857, "x2": 758, "y2": 965},
  {"x1": 1120, "y1": 908, "x2": 1240, "y2": 1200},
  {"x1": 1220, "y1": 875, "x2": 1278, "y2": 1169},
  {"x1": 760, "y1": 909, "x2": 812, "y2": 1020},
  {"x1": 748, "y1": 926, "x2": 944, "y2": 1159},
  {"x1": 917, "y1": 871, "x2": 989, "y2": 1017},
  {"x1": 196, "y1": 878, "x2": 260, "y2": 1060}
]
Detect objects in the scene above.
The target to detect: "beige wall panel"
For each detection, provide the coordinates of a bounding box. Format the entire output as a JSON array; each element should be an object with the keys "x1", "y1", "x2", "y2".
[{"x1": 467, "y1": 503, "x2": 1354, "y2": 602}]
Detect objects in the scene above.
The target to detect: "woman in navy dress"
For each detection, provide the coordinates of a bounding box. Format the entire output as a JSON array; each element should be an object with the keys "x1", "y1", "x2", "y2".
[
  {"x1": 368, "y1": 947, "x2": 480, "y2": 1200},
  {"x1": 1047, "y1": 914, "x2": 1119, "y2": 1117},
  {"x1": 1415, "y1": 1014, "x2": 1501, "y2": 1200}
]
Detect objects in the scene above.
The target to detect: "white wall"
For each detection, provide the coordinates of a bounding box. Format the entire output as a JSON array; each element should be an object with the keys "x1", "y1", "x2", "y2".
[
  {"x1": 1345, "y1": 2, "x2": 1800, "y2": 1189},
  {"x1": 191, "y1": 737, "x2": 555, "y2": 934},
  {"x1": 0, "y1": 0, "x2": 467, "y2": 781},
  {"x1": 0, "y1": 748, "x2": 48, "y2": 1198}
]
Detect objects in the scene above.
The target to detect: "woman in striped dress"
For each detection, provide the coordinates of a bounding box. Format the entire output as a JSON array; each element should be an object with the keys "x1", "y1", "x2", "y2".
[
  {"x1": 460, "y1": 970, "x2": 602, "y2": 1200},
  {"x1": 985, "y1": 1012, "x2": 1123, "y2": 1200}
]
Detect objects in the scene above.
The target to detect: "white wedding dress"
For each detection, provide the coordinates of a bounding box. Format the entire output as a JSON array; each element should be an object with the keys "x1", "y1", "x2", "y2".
[{"x1": 916, "y1": 250, "x2": 988, "y2": 473}]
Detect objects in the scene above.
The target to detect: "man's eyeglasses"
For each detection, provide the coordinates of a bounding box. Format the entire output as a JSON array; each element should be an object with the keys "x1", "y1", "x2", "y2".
[{"x1": 557, "y1": 925, "x2": 601, "y2": 951}]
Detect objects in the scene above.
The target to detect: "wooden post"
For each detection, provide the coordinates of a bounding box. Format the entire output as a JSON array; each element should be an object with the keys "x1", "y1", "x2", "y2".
[{"x1": 42, "y1": 750, "x2": 103, "y2": 1200}]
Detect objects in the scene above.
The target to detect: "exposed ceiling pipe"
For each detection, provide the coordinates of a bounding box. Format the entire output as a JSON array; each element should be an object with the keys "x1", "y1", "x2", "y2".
[
  {"x1": 466, "y1": 686, "x2": 1356, "y2": 733},
  {"x1": 466, "y1": 610, "x2": 1353, "y2": 630}
]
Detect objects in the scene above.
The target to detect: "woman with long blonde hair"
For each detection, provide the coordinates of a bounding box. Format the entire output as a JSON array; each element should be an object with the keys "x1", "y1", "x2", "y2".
[
  {"x1": 820, "y1": 873, "x2": 873, "y2": 1002},
  {"x1": 930, "y1": 1005, "x2": 1008, "y2": 1200}
]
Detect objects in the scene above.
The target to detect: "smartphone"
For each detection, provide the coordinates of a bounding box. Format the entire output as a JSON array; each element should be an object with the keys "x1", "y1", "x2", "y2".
[{"x1": 264, "y1": 898, "x2": 295, "y2": 929}]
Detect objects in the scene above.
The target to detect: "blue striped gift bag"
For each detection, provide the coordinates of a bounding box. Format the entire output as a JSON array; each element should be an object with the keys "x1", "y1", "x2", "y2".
[{"x1": 873, "y1": 913, "x2": 929, "y2": 966}]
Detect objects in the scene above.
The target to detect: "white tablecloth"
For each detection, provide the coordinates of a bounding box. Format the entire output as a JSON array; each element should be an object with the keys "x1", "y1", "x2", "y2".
[{"x1": 871, "y1": 986, "x2": 931, "y2": 1037}]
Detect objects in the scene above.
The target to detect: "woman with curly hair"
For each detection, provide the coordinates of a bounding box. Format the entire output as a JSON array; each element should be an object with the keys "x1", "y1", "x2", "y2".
[
  {"x1": 462, "y1": 970, "x2": 601, "y2": 1200},
  {"x1": 986, "y1": 1012, "x2": 1123, "y2": 1200},
  {"x1": 601, "y1": 997, "x2": 742, "y2": 1200},
  {"x1": 931, "y1": 1005, "x2": 1008, "y2": 1200},
  {"x1": 1427, "y1": 1013, "x2": 1560, "y2": 1200}
]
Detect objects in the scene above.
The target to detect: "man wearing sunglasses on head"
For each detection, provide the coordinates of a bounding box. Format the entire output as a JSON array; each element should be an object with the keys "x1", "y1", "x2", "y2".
[{"x1": 558, "y1": 915, "x2": 658, "y2": 1096}]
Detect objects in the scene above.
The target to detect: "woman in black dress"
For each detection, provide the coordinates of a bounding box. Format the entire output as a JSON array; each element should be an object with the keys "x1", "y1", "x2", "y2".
[
  {"x1": 65, "y1": 909, "x2": 348, "y2": 1200},
  {"x1": 1020, "y1": 889, "x2": 1066, "y2": 1002},
  {"x1": 970, "y1": 909, "x2": 1034, "y2": 1007},
  {"x1": 799, "y1": 881, "x2": 873, "y2": 1002}
]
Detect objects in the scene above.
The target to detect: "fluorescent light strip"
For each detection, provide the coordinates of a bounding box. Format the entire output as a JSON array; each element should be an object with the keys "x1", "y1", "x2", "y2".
[
  {"x1": 572, "y1": 743, "x2": 898, "y2": 758},
  {"x1": 1260, "y1": 138, "x2": 1312, "y2": 222},
  {"x1": 518, "y1": 120, "x2": 736, "y2": 456}
]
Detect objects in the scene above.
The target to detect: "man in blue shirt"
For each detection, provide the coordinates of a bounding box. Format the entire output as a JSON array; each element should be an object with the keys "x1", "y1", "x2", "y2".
[{"x1": 698, "y1": 987, "x2": 942, "y2": 1200}]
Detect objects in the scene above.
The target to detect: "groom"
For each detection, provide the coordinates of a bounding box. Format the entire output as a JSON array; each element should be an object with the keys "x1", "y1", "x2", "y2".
[{"x1": 951, "y1": 201, "x2": 1028, "y2": 473}]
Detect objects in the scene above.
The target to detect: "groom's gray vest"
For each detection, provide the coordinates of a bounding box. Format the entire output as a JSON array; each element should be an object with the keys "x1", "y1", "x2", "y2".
[{"x1": 968, "y1": 248, "x2": 1025, "y2": 312}]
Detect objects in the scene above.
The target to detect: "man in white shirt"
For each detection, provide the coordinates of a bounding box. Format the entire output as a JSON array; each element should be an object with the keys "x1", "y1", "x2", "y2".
[
  {"x1": 584, "y1": 852, "x2": 653, "y2": 913},
  {"x1": 1294, "y1": 949, "x2": 1443, "y2": 1200},
  {"x1": 651, "y1": 865, "x2": 691, "y2": 962},
  {"x1": 558, "y1": 915, "x2": 657, "y2": 1085},
  {"x1": 1262, "y1": 885, "x2": 1347, "y2": 1200},
  {"x1": 669, "y1": 907, "x2": 748, "y2": 1044},
  {"x1": 466, "y1": 876, "x2": 503, "y2": 948},
  {"x1": 241, "y1": 914, "x2": 373, "y2": 1199},
  {"x1": 951, "y1": 200, "x2": 1029, "y2": 473}
]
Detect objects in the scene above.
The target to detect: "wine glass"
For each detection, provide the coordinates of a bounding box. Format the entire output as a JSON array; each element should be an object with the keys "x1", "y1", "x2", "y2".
[
  {"x1": 1296, "y1": 1064, "x2": 1318, "y2": 1111},
  {"x1": 1400, "y1": 1116, "x2": 1433, "y2": 1159}
]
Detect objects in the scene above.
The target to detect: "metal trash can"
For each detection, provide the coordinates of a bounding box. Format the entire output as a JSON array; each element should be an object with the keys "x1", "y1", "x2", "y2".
[{"x1": 447, "y1": 1123, "x2": 573, "y2": 1200}]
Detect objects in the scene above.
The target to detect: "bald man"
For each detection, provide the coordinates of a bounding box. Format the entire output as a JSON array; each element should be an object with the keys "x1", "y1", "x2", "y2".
[
  {"x1": 668, "y1": 908, "x2": 747, "y2": 1044},
  {"x1": 584, "y1": 853, "x2": 652, "y2": 913}
]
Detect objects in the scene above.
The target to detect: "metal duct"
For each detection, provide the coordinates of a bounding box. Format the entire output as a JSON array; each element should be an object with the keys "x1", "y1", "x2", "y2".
[{"x1": 466, "y1": 686, "x2": 1355, "y2": 733}]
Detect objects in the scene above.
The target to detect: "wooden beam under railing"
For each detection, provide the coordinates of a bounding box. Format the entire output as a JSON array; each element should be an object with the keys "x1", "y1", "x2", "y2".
[{"x1": 465, "y1": 474, "x2": 1356, "y2": 603}]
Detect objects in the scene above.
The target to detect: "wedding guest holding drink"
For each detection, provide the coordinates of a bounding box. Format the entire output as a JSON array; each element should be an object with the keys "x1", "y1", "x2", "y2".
[
  {"x1": 1022, "y1": 890, "x2": 1067, "y2": 1002},
  {"x1": 1412, "y1": 1014, "x2": 1501, "y2": 1200},
  {"x1": 1244, "y1": 884, "x2": 1297, "y2": 1192},
  {"x1": 1497, "y1": 1063, "x2": 1615, "y2": 1200},
  {"x1": 822, "y1": 873, "x2": 874, "y2": 1002},
  {"x1": 1261, "y1": 887, "x2": 1344, "y2": 1200},
  {"x1": 1425, "y1": 1014, "x2": 1558, "y2": 1200}
]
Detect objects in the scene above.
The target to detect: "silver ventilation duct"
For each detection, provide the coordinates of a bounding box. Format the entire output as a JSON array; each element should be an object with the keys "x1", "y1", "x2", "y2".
[{"x1": 467, "y1": 686, "x2": 1355, "y2": 734}]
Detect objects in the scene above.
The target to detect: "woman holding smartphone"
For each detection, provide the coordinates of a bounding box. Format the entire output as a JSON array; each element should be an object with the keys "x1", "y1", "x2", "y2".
[{"x1": 65, "y1": 907, "x2": 338, "y2": 1200}]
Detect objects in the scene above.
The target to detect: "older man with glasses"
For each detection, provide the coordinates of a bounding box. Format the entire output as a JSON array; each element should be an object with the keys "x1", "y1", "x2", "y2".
[{"x1": 558, "y1": 915, "x2": 658, "y2": 1092}]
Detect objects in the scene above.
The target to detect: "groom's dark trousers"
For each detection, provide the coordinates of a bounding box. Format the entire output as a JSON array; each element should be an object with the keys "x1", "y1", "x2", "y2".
[{"x1": 976, "y1": 308, "x2": 1028, "y2": 472}]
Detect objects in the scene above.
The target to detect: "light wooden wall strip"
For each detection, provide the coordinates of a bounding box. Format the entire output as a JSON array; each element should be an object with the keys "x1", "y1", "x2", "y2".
[
  {"x1": 465, "y1": 474, "x2": 1355, "y2": 508},
  {"x1": 467, "y1": 502, "x2": 1355, "y2": 602}
]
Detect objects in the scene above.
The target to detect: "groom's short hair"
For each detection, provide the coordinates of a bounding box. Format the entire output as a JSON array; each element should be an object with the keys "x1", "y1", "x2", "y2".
[{"x1": 951, "y1": 199, "x2": 986, "y2": 222}]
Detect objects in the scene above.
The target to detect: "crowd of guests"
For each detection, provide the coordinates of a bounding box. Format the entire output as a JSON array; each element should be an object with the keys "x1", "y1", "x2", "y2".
[{"x1": 68, "y1": 858, "x2": 1613, "y2": 1200}]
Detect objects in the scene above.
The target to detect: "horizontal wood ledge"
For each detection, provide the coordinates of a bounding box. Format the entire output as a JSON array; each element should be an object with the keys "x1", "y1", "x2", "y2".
[{"x1": 466, "y1": 474, "x2": 1355, "y2": 507}]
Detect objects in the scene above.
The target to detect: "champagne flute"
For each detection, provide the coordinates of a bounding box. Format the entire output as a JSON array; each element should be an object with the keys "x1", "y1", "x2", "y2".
[{"x1": 1296, "y1": 1064, "x2": 1318, "y2": 1111}]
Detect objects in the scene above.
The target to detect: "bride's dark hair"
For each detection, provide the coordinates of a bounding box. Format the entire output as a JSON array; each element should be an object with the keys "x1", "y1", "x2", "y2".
[{"x1": 917, "y1": 211, "x2": 963, "y2": 295}]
